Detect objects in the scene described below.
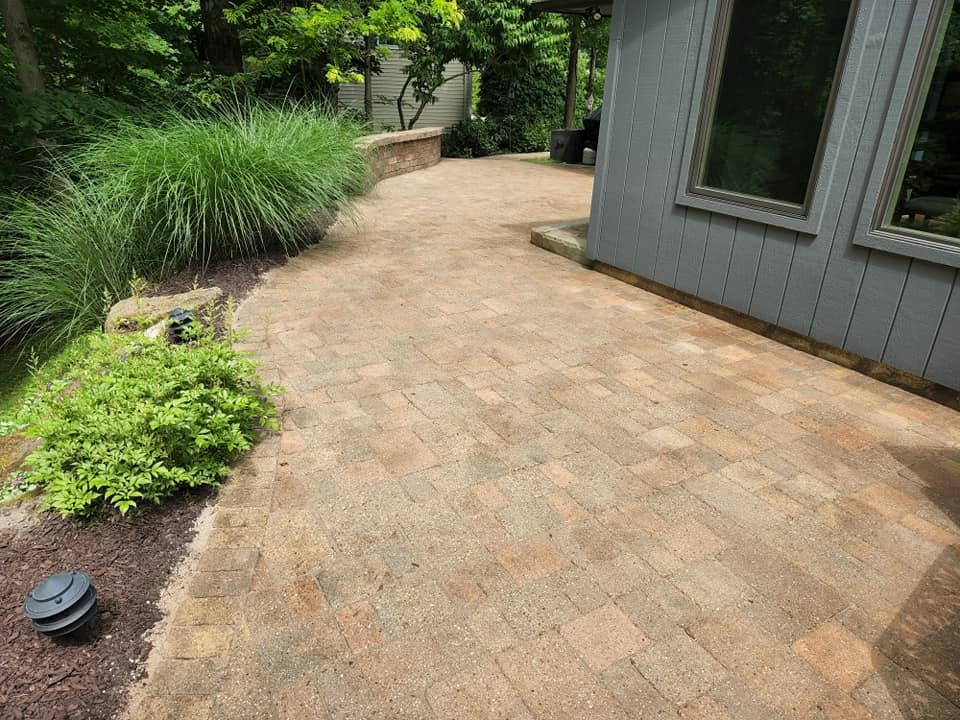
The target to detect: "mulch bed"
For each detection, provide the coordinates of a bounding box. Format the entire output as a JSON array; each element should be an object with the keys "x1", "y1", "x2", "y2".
[
  {"x1": 146, "y1": 251, "x2": 287, "y2": 303},
  {"x1": 0, "y1": 491, "x2": 210, "y2": 720},
  {"x1": 0, "y1": 254, "x2": 289, "y2": 719}
]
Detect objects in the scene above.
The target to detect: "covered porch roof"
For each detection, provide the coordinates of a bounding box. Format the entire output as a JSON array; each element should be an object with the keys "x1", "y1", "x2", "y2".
[{"x1": 531, "y1": 0, "x2": 614, "y2": 17}]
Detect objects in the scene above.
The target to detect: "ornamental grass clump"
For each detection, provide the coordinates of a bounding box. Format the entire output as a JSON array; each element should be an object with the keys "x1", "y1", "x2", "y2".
[
  {"x1": 0, "y1": 175, "x2": 136, "y2": 349},
  {"x1": 0, "y1": 104, "x2": 368, "y2": 350},
  {"x1": 14, "y1": 323, "x2": 278, "y2": 518},
  {"x1": 72, "y1": 103, "x2": 370, "y2": 269}
]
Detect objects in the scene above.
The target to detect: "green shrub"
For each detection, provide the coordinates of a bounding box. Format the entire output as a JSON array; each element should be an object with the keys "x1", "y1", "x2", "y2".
[
  {"x1": 72, "y1": 103, "x2": 370, "y2": 269},
  {"x1": 442, "y1": 118, "x2": 501, "y2": 158},
  {"x1": 478, "y1": 53, "x2": 565, "y2": 154},
  {"x1": 13, "y1": 325, "x2": 278, "y2": 518}
]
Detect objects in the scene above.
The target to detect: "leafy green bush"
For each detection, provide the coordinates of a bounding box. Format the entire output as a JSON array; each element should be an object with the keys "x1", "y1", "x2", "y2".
[
  {"x1": 0, "y1": 104, "x2": 369, "y2": 350},
  {"x1": 12, "y1": 325, "x2": 277, "y2": 518},
  {"x1": 478, "y1": 49, "x2": 566, "y2": 154},
  {"x1": 442, "y1": 118, "x2": 501, "y2": 158}
]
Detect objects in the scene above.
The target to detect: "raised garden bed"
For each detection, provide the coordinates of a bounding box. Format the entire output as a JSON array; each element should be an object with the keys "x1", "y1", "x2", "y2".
[{"x1": 0, "y1": 255, "x2": 281, "y2": 719}]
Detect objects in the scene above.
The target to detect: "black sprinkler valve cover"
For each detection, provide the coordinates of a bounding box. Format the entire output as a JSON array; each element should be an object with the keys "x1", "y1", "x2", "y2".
[
  {"x1": 23, "y1": 571, "x2": 98, "y2": 637},
  {"x1": 168, "y1": 307, "x2": 196, "y2": 344}
]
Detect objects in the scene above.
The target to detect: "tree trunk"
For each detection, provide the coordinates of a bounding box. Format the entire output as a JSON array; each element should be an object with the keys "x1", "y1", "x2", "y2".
[
  {"x1": 199, "y1": 0, "x2": 242, "y2": 75},
  {"x1": 585, "y1": 47, "x2": 597, "y2": 112},
  {"x1": 363, "y1": 36, "x2": 375, "y2": 120},
  {"x1": 563, "y1": 29, "x2": 580, "y2": 129},
  {"x1": 397, "y1": 75, "x2": 412, "y2": 130},
  {"x1": 1, "y1": 0, "x2": 44, "y2": 93}
]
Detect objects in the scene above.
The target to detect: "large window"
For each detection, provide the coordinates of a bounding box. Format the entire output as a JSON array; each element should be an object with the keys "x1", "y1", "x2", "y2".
[
  {"x1": 880, "y1": 0, "x2": 960, "y2": 246},
  {"x1": 690, "y1": 0, "x2": 855, "y2": 212}
]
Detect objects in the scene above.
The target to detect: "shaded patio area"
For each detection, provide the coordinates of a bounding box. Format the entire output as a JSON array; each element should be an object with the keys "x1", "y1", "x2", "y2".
[{"x1": 131, "y1": 156, "x2": 960, "y2": 720}]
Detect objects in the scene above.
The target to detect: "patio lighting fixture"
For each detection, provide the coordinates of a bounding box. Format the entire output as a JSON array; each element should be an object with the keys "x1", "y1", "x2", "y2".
[
  {"x1": 168, "y1": 307, "x2": 196, "y2": 344},
  {"x1": 23, "y1": 571, "x2": 98, "y2": 638}
]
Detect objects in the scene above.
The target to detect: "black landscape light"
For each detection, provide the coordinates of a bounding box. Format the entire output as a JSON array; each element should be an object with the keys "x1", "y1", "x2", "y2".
[
  {"x1": 23, "y1": 571, "x2": 98, "y2": 638},
  {"x1": 168, "y1": 307, "x2": 196, "y2": 344}
]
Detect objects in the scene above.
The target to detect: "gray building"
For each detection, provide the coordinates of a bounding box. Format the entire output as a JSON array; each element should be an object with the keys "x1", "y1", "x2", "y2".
[{"x1": 537, "y1": 0, "x2": 960, "y2": 392}]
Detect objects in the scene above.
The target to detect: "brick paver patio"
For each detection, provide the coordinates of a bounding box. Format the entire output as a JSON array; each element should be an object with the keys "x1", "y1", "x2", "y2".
[{"x1": 130, "y1": 157, "x2": 960, "y2": 720}]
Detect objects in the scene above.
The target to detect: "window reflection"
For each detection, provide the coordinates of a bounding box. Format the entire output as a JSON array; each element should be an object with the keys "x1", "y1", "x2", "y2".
[{"x1": 698, "y1": 0, "x2": 853, "y2": 207}]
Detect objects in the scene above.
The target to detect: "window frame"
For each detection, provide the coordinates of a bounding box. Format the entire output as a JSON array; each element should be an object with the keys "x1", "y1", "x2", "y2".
[
  {"x1": 862, "y1": 0, "x2": 960, "y2": 267},
  {"x1": 675, "y1": 0, "x2": 862, "y2": 235}
]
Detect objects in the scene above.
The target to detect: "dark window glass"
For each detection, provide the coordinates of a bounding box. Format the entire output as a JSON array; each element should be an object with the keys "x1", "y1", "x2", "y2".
[
  {"x1": 884, "y1": 1, "x2": 960, "y2": 244},
  {"x1": 697, "y1": 0, "x2": 854, "y2": 207}
]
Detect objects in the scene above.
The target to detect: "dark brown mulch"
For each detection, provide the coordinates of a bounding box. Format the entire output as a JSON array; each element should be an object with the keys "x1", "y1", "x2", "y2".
[
  {"x1": 145, "y1": 251, "x2": 288, "y2": 304},
  {"x1": 0, "y1": 492, "x2": 211, "y2": 720},
  {"x1": 144, "y1": 252, "x2": 289, "y2": 341}
]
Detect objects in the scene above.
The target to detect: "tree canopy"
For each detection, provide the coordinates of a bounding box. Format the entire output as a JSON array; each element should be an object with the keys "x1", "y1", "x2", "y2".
[{"x1": 0, "y1": 0, "x2": 608, "y2": 181}]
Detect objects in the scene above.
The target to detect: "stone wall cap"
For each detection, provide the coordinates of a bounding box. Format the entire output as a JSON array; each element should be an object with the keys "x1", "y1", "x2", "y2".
[{"x1": 357, "y1": 127, "x2": 444, "y2": 150}]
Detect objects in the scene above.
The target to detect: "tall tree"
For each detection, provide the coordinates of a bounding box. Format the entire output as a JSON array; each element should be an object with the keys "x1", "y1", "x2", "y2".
[
  {"x1": 227, "y1": 1, "x2": 460, "y2": 103},
  {"x1": 395, "y1": 0, "x2": 566, "y2": 130},
  {"x1": 1, "y1": 0, "x2": 44, "y2": 93},
  {"x1": 200, "y1": 0, "x2": 243, "y2": 75}
]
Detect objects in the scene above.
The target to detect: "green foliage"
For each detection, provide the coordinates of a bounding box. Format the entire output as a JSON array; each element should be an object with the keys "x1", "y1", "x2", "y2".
[
  {"x1": 72, "y1": 103, "x2": 369, "y2": 268},
  {"x1": 226, "y1": 0, "x2": 460, "y2": 99},
  {"x1": 932, "y1": 201, "x2": 960, "y2": 240},
  {"x1": 0, "y1": 105, "x2": 368, "y2": 350},
  {"x1": 0, "y1": 0, "x2": 205, "y2": 184},
  {"x1": 479, "y1": 51, "x2": 565, "y2": 153},
  {"x1": 396, "y1": 0, "x2": 568, "y2": 130},
  {"x1": 441, "y1": 118, "x2": 500, "y2": 158},
  {"x1": 0, "y1": 174, "x2": 137, "y2": 348},
  {"x1": 0, "y1": 334, "x2": 97, "y2": 426},
  {"x1": 398, "y1": 1, "x2": 607, "y2": 150},
  {"x1": 14, "y1": 327, "x2": 278, "y2": 518}
]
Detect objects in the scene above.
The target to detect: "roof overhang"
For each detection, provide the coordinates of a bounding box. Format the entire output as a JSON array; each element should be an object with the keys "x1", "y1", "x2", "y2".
[{"x1": 531, "y1": 1, "x2": 614, "y2": 18}]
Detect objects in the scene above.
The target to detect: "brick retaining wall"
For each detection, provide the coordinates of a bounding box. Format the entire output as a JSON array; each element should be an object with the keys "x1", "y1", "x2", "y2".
[{"x1": 357, "y1": 127, "x2": 443, "y2": 181}]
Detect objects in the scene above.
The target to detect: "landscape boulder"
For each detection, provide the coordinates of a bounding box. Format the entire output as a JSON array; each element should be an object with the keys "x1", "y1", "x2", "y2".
[{"x1": 104, "y1": 287, "x2": 222, "y2": 333}]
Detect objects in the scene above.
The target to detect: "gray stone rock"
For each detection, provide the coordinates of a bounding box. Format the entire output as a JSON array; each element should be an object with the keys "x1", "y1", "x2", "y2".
[
  {"x1": 143, "y1": 320, "x2": 168, "y2": 340},
  {"x1": 105, "y1": 287, "x2": 222, "y2": 333}
]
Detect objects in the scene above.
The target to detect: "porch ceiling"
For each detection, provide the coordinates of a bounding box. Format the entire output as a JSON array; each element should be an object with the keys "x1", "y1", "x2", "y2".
[{"x1": 531, "y1": 0, "x2": 614, "y2": 17}]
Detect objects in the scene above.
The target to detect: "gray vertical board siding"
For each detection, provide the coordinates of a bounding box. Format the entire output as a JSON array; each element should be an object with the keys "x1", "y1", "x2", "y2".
[
  {"x1": 653, "y1": 0, "x2": 710, "y2": 286},
  {"x1": 749, "y1": 227, "x2": 798, "y2": 324},
  {"x1": 722, "y1": 221, "x2": 766, "y2": 314},
  {"x1": 883, "y1": 262, "x2": 956, "y2": 376},
  {"x1": 628, "y1": 0, "x2": 698, "y2": 279},
  {"x1": 776, "y1": 2, "x2": 885, "y2": 336},
  {"x1": 586, "y1": 1, "x2": 627, "y2": 261},
  {"x1": 925, "y1": 273, "x2": 960, "y2": 388},
  {"x1": 810, "y1": 0, "x2": 907, "y2": 348},
  {"x1": 675, "y1": 208, "x2": 712, "y2": 294},
  {"x1": 696, "y1": 214, "x2": 737, "y2": 303},
  {"x1": 844, "y1": 252, "x2": 910, "y2": 360},
  {"x1": 596, "y1": 1, "x2": 649, "y2": 264},
  {"x1": 592, "y1": 0, "x2": 960, "y2": 389},
  {"x1": 338, "y1": 46, "x2": 468, "y2": 129},
  {"x1": 613, "y1": 0, "x2": 668, "y2": 271}
]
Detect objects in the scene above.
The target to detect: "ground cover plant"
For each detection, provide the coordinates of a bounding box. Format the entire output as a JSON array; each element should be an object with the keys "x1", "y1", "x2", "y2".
[{"x1": 1, "y1": 318, "x2": 278, "y2": 518}]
